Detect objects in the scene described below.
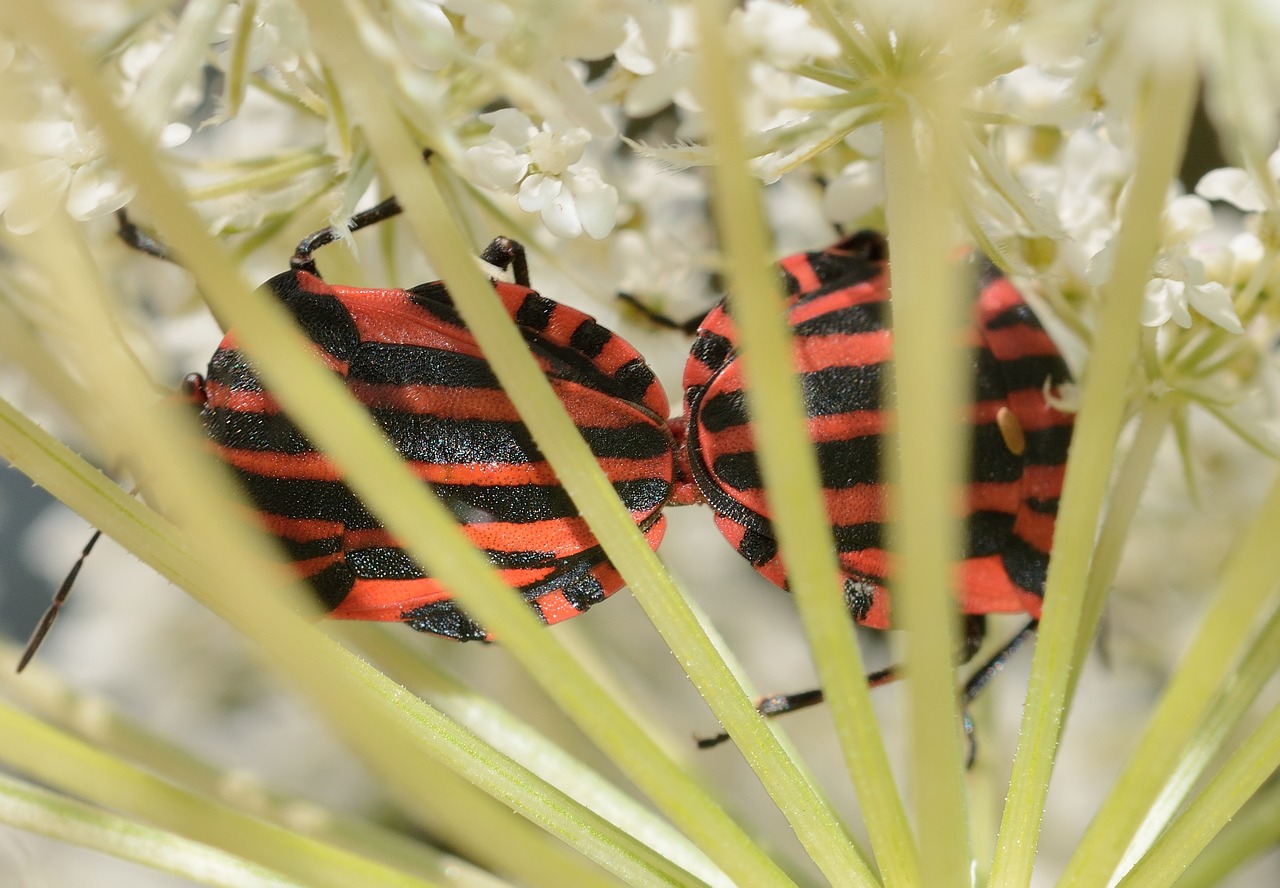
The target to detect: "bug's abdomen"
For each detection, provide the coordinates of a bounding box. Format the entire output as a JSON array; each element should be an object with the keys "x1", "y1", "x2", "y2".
[
  {"x1": 683, "y1": 245, "x2": 1074, "y2": 629},
  {"x1": 201, "y1": 270, "x2": 674, "y2": 640}
]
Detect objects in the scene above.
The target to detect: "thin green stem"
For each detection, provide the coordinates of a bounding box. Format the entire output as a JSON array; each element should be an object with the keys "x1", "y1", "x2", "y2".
[
  {"x1": 1114, "y1": 701, "x2": 1280, "y2": 888},
  {"x1": 0, "y1": 773, "x2": 306, "y2": 888},
  {"x1": 989, "y1": 34, "x2": 1201, "y2": 887}
]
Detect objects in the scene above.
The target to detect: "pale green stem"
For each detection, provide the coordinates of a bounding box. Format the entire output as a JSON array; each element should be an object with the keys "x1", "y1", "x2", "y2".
[
  {"x1": 1172, "y1": 778, "x2": 1280, "y2": 888},
  {"x1": 0, "y1": 772, "x2": 307, "y2": 888},
  {"x1": 696, "y1": 0, "x2": 923, "y2": 884},
  {"x1": 881, "y1": 108, "x2": 973, "y2": 888},
  {"x1": 1113, "y1": 701, "x2": 1280, "y2": 888},
  {"x1": 988, "y1": 36, "x2": 1201, "y2": 887},
  {"x1": 225, "y1": 0, "x2": 258, "y2": 117},
  {"x1": 0, "y1": 702, "x2": 441, "y2": 888},
  {"x1": 184, "y1": 151, "x2": 332, "y2": 202},
  {"x1": 1120, "y1": 605, "x2": 1280, "y2": 877},
  {"x1": 0, "y1": 648, "x2": 520, "y2": 887},
  {"x1": 1069, "y1": 399, "x2": 1174, "y2": 686},
  {"x1": 1057, "y1": 476, "x2": 1280, "y2": 886}
]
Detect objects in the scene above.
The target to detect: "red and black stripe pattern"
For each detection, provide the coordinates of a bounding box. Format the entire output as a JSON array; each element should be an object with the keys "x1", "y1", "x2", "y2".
[
  {"x1": 193, "y1": 262, "x2": 675, "y2": 640},
  {"x1": 680, "y1": 231, "x2": 1073, "y2": 629}
]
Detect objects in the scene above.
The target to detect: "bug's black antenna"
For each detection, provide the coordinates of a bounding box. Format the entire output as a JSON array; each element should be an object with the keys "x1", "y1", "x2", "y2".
[
  {"x1": 290, "y1": 196, "x2": 406, "y2": 275},
  {"x1": 17, "y1": 530, "x2": 104, "y2": 672},
  {"x1": 290, "y1": 148, "x2": 436, "y2": 275}
]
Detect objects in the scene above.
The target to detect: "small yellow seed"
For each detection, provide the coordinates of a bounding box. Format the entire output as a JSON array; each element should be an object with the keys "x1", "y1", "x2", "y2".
[{"x1": 997, "y1": 406, "x2": 1026, "y2": 457}]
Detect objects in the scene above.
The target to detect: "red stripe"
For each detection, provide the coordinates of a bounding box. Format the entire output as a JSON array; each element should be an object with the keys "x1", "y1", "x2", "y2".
[
  {"x1": 779, "y1": 254, "x2": 822, "y2": 293},
  {"x1": 959, "y1": 556, "x2": 1037, "y2": 616},
  {"x1": 261, "y1": 513, "x2": 341, "y2": 541},
  {"x1": 967, "y1": 481, "x2": 1022, "y2": 514},
  {"x1": 787, "y1": 277, "x2": 889, "y2": 326},
  {"x1": 215, "y1": 446, "x2": 338, "y2": 481},
  {"x1": 794, "y1": 330, "x2": 892, "y2": 371}
]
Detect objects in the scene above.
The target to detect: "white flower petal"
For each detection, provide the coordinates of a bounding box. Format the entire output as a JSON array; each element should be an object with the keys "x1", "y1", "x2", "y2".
[
  {"x1": 539, "y1": 189, "x2": 583, "y2": 238},
  {"x1": 1195, "y1": 167, "x2": 1267, "y2": 212},
  {"x1": 1142, "y1": 277, "x2": 1187, "y2": 328},
  {"x1": 616, "y1": 15, "x2": 658, "y2": 75},
  {"x1": 1085, "y1": 239, "x2": 1115, "y2": 287},
  {"x1": 731, "y1": 0, "x2": 838, "y2": 67},
  {"x1": 464, "y1": 142, "x2": 528, "y2": 189},
  {"x1": 65, "y1": 163, "x2": 133, "y2": 221},
  {"x1": 391, "y1": 0, "x2": 454, "y2": 71},
  {"x1": 565, "y1": 169, "x2": 618, "y2": 239},
  {"x1": 161, "y1": 122, "x2": 192, "y2": 148},
  {"x1": 527, "y1": 126, "x2": 589, "y2": 175},
  {"x1": 517, "y1": 173, "x2": 561, "y2": 213},
  {"x1": 1162, "y1": 194, "x2": 1213, "y2": 242},
  {"x1": 1188, "y1": 282, "x2": 1244, "y2": 334},
  {"x1": 479, "y1": 108, "x2": 536, "y2": 147},
  {"x1": 823, "y1": 160, "x2": 885, "y2": 221}
]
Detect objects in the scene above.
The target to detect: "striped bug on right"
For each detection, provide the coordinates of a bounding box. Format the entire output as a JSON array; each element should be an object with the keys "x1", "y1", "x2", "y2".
[{"x1": 638, "y1": 231, "x2": 1076, "y2": 748}]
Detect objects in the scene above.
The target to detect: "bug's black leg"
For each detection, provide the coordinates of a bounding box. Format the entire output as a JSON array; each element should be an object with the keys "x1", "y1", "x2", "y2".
[
  {"x1": 960, "y1": 618, "x2": 1039, "y2": 765},
  {"x1": 478, "y1": 237, "x2": 531, "y2": 288},
  {"x1": 962, "y1": 618, "x2": 1038, "y2": 705},
  {"x1": 17, "y1": 530, "x2": 104, "y2": 672},
  {"x1": 116, "y1": 210, "x2": 174, "y2": 262},
  {"x1": 617, "y1": 292, "x2": 709, "y2": 335},
  {"x1": 695, "y1": 665, "x2": 897, "y2": 749}
]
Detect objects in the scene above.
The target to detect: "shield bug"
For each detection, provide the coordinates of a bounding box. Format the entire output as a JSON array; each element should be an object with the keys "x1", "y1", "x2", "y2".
[
  {"x1": 18, "y1": 198, "x2": 675, "y2": 669},
  {"x1": 642, "y1": 231, "x2": 1074, "y2": 745}
]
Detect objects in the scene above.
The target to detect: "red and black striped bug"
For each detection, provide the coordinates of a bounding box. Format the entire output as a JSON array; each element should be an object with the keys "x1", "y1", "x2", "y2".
[
  {"x1": 637, "y1": 231, "x2": 1075, "y2": 747},
  {"x1": 18, "y1": 199, "x2": 676, "y2": 669}
]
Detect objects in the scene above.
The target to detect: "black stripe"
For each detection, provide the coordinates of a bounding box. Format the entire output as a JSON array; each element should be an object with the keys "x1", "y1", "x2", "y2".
[
  {"x1": 204, "y1": 407, "x2": 313, "y2": 454},
  {"x1": 402, "y1": 600, "x2": 489, "y2": 640},
  {"x1": 231, "y1": 473, "x2": 366, "y2": 524},
  {"x1": 207, "y1": 348, "x2": 265, "y2": 392},
  {"x1": 803, "y1": 251, "x2": 882, "y2": 293},
  {"x1": 405, "y1": 281, "x2": 457, "y2": 320},
  {"x1": 698, "y1": 389, "x2": 749, "y2": 432},
  {"x1": 1026, "y1": 496, "x2": 1059, "y2": 515},
  {"x1": 268, "y1": 272, "x2": 361, "y2": 360},
  {"x1": 984, "y1": 301, "x2": 1041, "y2": 331},
  {"x1": 569, "y1": 319, "x2": 611, "y2": 357},
  {"x1": 557, "y1": 561, "x2": 608, "y2": 610},
  {"x1": 997, "y1": 355, "x2": 1072, "y2": 393},
  {"x1": 815, "y1": 436, "x2": 884, "y2": 488},
  {"x1": 348, "y1": 343, "x2": 502, "y2": 389},
  {"x1": 279, "y1": 535, "x2": 341, "y2": 562},
  {"x1": 347, "y1": 546, "x2": 424, "y2": 580},
  {"x1": 710, "y1": 434, "x2": 883, "y2": 492},
  {"x1": 969, "y1": 424, "x2": 1023, "y2": 483},
  {"x1": 611, "y1": 358, "x2": 662, "y2": 407},
  {"x1": 306, "y1": 561, "x2": 355, "y2": 610},
  {"x1": 966, "y1": 510, "x2": 1017, "y2": 558},
  {"x1": 1001, "y1": 535, "x2": 1051, "y2": 594},
  {"x1": 515, "y1": 293, "x2": 555, "y2": 331},
  {"x1": 801, "y1": 364, "x2": 883, "y2": 416},
  {"x1": 1024, "y1": 425, "x2": 1074, "y2": 463},
  {"x1": 833, "y1": 522, "x2": 883, "y2": 552},
  {"x1": 736, "y1": 524, "x2": 777, "y2": 566},
  {"x1": 372, "y1": 411, "x2": 671, "y2": 465},
  {"x1": 689, "y1": 330, "x2": 734, "y2": 375},
  {"x1": 790, "y1": 301, "x2": 887, "y2": 338}
]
